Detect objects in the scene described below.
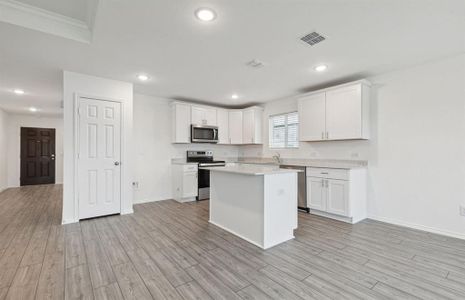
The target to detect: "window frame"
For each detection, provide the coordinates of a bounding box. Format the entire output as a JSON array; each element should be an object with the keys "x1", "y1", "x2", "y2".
[{"x1": 268, "y1": 111, "x2": 299, "y2": 149}]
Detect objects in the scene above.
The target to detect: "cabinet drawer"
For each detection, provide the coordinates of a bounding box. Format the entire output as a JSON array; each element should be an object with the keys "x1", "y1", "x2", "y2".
[
  {"x1": 306, "y1": 167, "x2": 349, "y2": 180},
  {"x1": 183, "y1": 164, "x2": 198, "y2": 172}
]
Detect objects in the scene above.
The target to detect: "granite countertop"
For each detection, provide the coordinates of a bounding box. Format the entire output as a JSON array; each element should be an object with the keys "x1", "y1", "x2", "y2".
[
  {"x1": 171, "y1": 159, "x2": 198, "y2": 165},
  {"x1": 201, "y1": 165, "x2": 302, "y2": 176},
  {"x1": 236, "y1": 157, "x2": 367, "y2": 169}
]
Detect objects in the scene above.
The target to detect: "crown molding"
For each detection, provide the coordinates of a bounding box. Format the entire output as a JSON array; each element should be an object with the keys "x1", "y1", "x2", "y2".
[{"x1": 0, "y1": 0, "x2": 92, "y2": 43}]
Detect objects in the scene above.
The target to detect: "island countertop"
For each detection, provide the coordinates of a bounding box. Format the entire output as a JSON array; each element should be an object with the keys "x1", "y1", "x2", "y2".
[{"x1": 201, "y1": 165, "x2": 302, "y2": 176}]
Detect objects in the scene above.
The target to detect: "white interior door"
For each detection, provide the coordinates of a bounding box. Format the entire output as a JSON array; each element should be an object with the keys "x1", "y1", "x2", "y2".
[{"x1": 78, "y1": 97, "x2": 121, "y2": 219}]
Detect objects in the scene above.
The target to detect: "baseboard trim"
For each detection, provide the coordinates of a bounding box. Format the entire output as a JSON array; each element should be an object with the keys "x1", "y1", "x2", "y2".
[
  {"x1": 368, "y1": 214, "x2": 465, "y2": 240},
  {"x1": 133, "y1": 198, "x2": 168, "y2": 205}
]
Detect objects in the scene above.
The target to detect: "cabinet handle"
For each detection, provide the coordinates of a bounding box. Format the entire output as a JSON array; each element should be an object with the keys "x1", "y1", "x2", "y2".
[
  {"x1": 321, "y1": 180, "x2": 324, "y2": 187},
  {"x1": 321, "y1": 132, "x2": 324, "y2": 140},
  {"x1": 325, "y1": 180, "x2": 328, "y2": 188},
  {"x1": 326, "y1": 132, "x2": 329, "y2": 139}
]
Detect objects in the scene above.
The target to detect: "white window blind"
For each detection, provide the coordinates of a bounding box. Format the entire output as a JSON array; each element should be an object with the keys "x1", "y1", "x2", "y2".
[{"x1": 269, "y1": 112, "x2": 299, "y2": 148}]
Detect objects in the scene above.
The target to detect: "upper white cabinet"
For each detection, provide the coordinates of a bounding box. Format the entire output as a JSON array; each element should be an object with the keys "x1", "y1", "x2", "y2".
[
  {"x1": 216, "y1": 109, "x2": 230, "y2": 144},
  {"x1": 172, "y1": 102, "x2": 191, "y2": 143},
  {"x1": 298, "y1": 93, "x2": 326, "y2": 141},
  {"x1": 172, "y1": 101, "x2": 263, "y2": 145},
  {"x1": 298, "y1": 80, "x2": 370, "y2": 141},
  {"x1": 242, "y1": 107, "x2": 263, "y2": 144},
  {"x1": 228, "y1": 110, "x2": 243, "y2": 144},
  {"x1": 191, "y1": 105, "x2": 217, "y2": 126}
]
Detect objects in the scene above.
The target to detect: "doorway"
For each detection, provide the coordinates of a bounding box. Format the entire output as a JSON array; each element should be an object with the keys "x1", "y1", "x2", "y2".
[
  {"x1": 20, "y1": 127, "x2": 56, "y2": 185},
  {"x1": 77, "y1": 97, "x2": 122, "y2": 219}
]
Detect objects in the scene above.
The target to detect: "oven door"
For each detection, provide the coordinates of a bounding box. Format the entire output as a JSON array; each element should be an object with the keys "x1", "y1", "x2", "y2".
[
  {"x1": 197, "y1": 168, "x2": 210, "y2": 200},
  {"x1": 191, "y1": 125, "x2": 218, "y2": 143}
]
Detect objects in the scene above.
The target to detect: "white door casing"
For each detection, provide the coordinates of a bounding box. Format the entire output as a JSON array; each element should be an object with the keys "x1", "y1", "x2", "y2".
[{"x1": 77, "y1": 97, "x2": 122, "y2": 219}]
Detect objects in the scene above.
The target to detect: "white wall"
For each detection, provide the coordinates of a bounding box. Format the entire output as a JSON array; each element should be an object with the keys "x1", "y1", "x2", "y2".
[
  {"x1": 6, "y1": 114, "x2": 63, "y2": 187},
  {"x1": 63, "y1": 71, "x2": 134, "y2": 224},
  {"x1": 241, "y1": 54, "x2": 465, "y2": 239},
  {"x1": 0, "y1": 109, "x2": 8, "y2": 192},
  {"x1": 133, "y1": 94, "x2": 240, "y2": 204}
]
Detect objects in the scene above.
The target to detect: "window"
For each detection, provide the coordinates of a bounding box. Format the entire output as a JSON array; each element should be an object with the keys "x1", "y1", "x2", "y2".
[{"x1": 269, "y1": 112, "x2": 299, "y2": 148}]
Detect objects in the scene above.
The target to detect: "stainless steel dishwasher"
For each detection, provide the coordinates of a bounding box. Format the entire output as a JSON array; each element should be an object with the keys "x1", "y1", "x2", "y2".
[{"x1": 279, "y1": 165, "x2": 309, "y2": 212}]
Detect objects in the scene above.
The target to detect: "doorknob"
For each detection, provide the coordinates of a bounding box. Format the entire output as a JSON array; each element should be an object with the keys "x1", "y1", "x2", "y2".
[{"x1": 114, "y1": 161, "x2": 120, "y2": 166}]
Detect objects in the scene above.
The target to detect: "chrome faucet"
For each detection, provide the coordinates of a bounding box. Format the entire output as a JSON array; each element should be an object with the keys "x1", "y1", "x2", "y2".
[{"x1": 272, "y1": 152, "x2": 282, "y2": 164}]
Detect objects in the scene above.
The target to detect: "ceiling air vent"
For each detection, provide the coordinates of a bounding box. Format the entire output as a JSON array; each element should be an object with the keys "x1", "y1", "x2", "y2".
[{"x1": 300, "y1": 31, "x2": 326, "y2": 46}]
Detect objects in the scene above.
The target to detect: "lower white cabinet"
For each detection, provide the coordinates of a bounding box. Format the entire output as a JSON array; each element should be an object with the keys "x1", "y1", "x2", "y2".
[
  {"x1": 172, "y1": 164, "x2": 198, "y2": 202},
  {"x1": 306, "y1": 167, "x2": 366, "y2": 223}
]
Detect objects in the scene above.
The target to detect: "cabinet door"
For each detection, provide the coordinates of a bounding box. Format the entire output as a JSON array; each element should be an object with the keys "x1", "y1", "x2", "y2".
[
  {"x1": 326, "y1": 179, "x2": 349, "y2": 216},
  {"x1": 182, "y1": 171, "x2": 198, "y2": 198},
  {"x1": 205, "y1": 107, "x2": 217, "y2": 126},
  {"x1": 298, "y1": 93, "x2": 326, "y2": 141},
  {"x1": 326, "y1": 84, "x2": 362, "y2": 140},
  {"x1": 242, "y1": 109, "x2": 254, "y2": 144},
  {"x1": 217, "y1": 109, "x2": 229, "y2": 144},
  {"x1": 307, "y1": 177, "x2": 326, "y2": 211},
  {"x1": 228, "y1": 110, "x2": 243, "y2": 144},
  {"x1": 191, "y1": 106, "x2": 206, "y2": 125},
  {"x1": 172, "y1": 103, "x2": 191, "y2": 143}
]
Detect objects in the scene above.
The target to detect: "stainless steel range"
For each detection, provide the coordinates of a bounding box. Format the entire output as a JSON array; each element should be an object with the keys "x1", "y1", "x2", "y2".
[{"x1": 186, "y1": 151, "x2": 225, "y2": 200}]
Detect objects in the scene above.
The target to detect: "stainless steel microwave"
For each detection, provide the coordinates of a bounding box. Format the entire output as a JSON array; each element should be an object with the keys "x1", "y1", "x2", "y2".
[{"x1": 191, "y1": 125, "x2": 219, "y2": 143}]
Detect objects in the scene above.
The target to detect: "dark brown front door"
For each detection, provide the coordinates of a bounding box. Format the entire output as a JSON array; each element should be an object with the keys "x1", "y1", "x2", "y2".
[{"x1": 20, "y1": 127, "x2": 56, "y2": 186}]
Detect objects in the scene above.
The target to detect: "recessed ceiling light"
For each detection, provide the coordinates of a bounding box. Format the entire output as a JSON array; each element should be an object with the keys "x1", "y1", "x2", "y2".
[
  {"x1": 29, "y1": 107, "x2": 37, "y2": 112},
  {"x1": 137, "y1": 74, "x2": 149, "y2": 81},
  {"x1": 195, "y1": 8, "x2": 216, "y2": 22},
  {"x1": 14, "y1": 89, "x2": 25, "y2": 95},
  {"x1": 314, "y1": 64, "x2": 328, "y2": 72},
  {"x1": 231, "y1": 94, "x2": 239, "y2": 100}
]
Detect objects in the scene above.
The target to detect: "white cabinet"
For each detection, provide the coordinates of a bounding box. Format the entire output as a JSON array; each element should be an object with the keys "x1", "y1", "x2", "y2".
[
  {"x1": 171, "y1": 102, "x2": 263, "y2": 145},
  {"x1": 228, "y1": 110, "x2": 243, "y2": 144},
  {"x1": 326, "y1": 84, "x2": 364, "y2": 140},
  {"x1": 217, "y1": 109, "x2": 230, "y2": 144},
  {"x1": 326, "y1": 179, "x2": 349, "y2": 216},
  {"x1": 298, "y1": 80, "x2": 370, "y2": 141},
  {"x1": 172, "y1": 103, "x2": 191, "y2": 143},
  {"x1": 191, "y1": 106, "x2": 217, "y2": 126},
  {"x1": 242, "y1": 107, "x2": 263, "y2": 144},
  {"x1": 298, "y1": 93, "x2": 326, "y2": 141},
  {"x1": 307, "y1": 176, "x2": 326, "y2": 211},
  {"x1": 172, "y1": 164, "x2": 198, "y2": 202},
  {"x1": 306, "y1": 167, "x2": 366, "y2": 224}
]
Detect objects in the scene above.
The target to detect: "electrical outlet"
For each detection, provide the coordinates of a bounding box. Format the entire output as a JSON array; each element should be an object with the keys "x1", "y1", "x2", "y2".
[
  {"x1": 132, "y1": 182, "x2": 139, "y2": 190},
  {"x1": 460, "y1": 205, "x2": 465, "y2": 217}
]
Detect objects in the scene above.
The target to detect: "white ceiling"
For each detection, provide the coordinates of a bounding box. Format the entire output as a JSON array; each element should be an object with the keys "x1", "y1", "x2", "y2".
[{"x1": 0, "y1": 0, "x2": 464, "y2": 116}]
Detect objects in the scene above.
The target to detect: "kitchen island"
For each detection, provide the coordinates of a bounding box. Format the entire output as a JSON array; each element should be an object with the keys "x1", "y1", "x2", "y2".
[{"x1": 202, "y1": 164, "x2": 300, "y2": 249}]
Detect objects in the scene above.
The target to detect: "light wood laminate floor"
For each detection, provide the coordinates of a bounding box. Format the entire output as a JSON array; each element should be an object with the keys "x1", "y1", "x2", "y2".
[{"x1": 1, "y1": 185, "x2": 465, "y2": 299}]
